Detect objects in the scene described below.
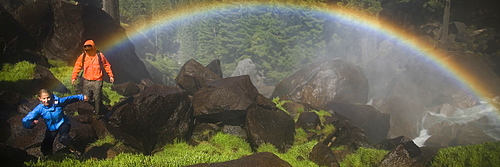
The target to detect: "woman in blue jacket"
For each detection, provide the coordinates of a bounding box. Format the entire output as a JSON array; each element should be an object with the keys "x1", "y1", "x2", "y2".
[{"x1": 22, "y1": 89, "x2": 88, "y2": 156}]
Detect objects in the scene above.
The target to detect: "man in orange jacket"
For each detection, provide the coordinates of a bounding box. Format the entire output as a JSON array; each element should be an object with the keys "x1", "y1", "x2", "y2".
[{"x1": 71, "y1": 39, "x2": 114, "y2": 115}]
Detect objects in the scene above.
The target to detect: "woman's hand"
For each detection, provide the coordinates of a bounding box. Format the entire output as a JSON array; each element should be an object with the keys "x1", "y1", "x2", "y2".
[
  {"x1": 84, "y1": 95, "x2": 89, "y2": 101},
  {"x1": 31, "y1": 120, "x2": 38, "y2": 127}
]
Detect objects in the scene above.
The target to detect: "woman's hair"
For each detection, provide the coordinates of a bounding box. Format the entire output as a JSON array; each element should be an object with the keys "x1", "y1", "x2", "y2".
[{"x1": 38, "y1": 89, "x2": 52, "y2": 97}]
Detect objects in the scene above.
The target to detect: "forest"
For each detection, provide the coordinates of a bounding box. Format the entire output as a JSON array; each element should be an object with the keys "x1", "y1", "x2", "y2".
[{"x1": 112, "y1": 0, "x2": 500, "y2": 86}]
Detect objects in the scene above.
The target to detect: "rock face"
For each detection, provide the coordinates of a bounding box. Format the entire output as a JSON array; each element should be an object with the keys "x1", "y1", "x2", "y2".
[
  {"x1": 245, "y1": 103, "x2": 295, "y2": 152},
  {"x1": 108, "y1": 84, "x2": 194, "y2": 154},
  {"x1": 187, "y1": 152, "x2": 292, "y2": 167},
  {"x1": 325, "y1": 102, "x2": 390, "y2": 144},
  {"x1": 379, "y1": 145, "x2": 414, "y2": 167},
  {"x1": 3, "y1": 0, "x2": 152, "y2": 84},
  {"x1": 272, "y1": 58, "x2": 369, "y2": 108},
  {"x1": 205, "y1": 59, "x2": 223, "y2": 78}
]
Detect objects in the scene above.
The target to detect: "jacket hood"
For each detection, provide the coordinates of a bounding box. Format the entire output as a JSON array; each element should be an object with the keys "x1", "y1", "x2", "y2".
[{"x1": 84, "y1": 40, "x2": 97, "y2": 56}]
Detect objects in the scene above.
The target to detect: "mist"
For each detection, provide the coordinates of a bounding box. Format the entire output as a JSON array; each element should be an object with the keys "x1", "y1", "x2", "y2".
[{"x1": 126, "y1": 4, "x2": 500, "y2": 147}]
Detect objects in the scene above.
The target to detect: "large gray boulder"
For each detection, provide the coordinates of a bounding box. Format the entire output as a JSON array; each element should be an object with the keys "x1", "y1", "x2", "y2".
[
  {"x1": 272, "y1": 58, "x2": 369, "y2": 108},
  {"x1": 176, "y1": 59, "x2": 222, "y2": 95},
  {"x1": 191, "y1": 75, "x2": 263, "y2": 125}
]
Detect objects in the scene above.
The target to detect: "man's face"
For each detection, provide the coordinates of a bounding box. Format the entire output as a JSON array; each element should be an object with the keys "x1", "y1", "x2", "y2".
[
  {"x1": 84, "y1": 45, "x2": 93, "y2": 51},
  {"x1": 38, "y1": 92, "x2": 52, "y2": 106}
]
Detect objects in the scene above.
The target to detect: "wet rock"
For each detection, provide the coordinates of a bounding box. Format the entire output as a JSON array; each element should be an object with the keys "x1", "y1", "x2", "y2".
[
  {"x1": 222, "y1": 125, "x2": 247, "y2": 139},
  {"x1": 272, "y1": 58, "x2": 369, "y2": 108},
  {"x1": 176, "y1": 59, "x2": 222, "y2": 95},
  {"x1": 379, "y1": 145, "x2": 414, "y2": 167},
  {"x1": 189, "y1": 123, "x2": 220, "y2": 145},
  {"x1": 64, "y1": 101, "x2": 94, "y2": 116},
  {"x1": 376, "y1": 136, "x2": 422, "y2": 159},
  {"x1": 187, "y1": 152, "x2": 291, "y2": 167},
  {"x1": 111, "y1": 81, "x2": 140, "y2": 96},
  {"x1": 6, "y1": 115, "x2": 97, "y2": 157},
  {"x1": 66, "y1": 117, "x2": 98, "y2": 152},
  {"x1": 245, "y1": 103, "x2": 295, "y2": 152},
  {"x1": 425, "y1": 119, "x2": 497, "y2": 147},
  {"x1": 33, "y1": 65, "x2": 69, "y2": 94},
  {"x1": 6, "y1": 115, "x2": 46, "y2": 157},
  {"x1": 108, "y1": 84, "x2": 194, "y2": 154},
  {"x1": 322, "y1": 120, "x2": 372, "y2": 151},
  {"x1": 192, "y1": 75, "x2": 260, "y2": 125},
  {"x1": 295, "y1": 112, "x2": 321, "y2": 130},
  {"x1": 325, "y1": 102, "x2": 390, "y2": 144},
  {"x1": 0, "y1": 91, "x2": 22, "y2": 142},
  {"x1": 1, "y1": 65, "x2": 68, "y2": 97},
  {"x1": 0, "y1": 143, "x2": 37, "y2": 167},
  {"x1": 205, "y1": 59, "x2": 223, "y2": 78},
  {"x1": 309, "y1": 142, "x2": 340, "y2": 167},
  {"x1": 17, "y1": 98, "x2": 39, "y2": 115}
]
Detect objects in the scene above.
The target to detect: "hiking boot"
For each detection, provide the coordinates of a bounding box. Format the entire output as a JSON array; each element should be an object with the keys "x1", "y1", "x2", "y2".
[
  {"x1": 70, "y1": 149, "x2": 82, "y2": 158},
  {"x1": 86, "y1": 90, "x2": 94, "y2": 103}
]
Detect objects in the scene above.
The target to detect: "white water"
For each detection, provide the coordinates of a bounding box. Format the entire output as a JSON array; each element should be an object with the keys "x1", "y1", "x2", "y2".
[{"x1": 412, "y1": 101, "x2": 500, "y2": 147}]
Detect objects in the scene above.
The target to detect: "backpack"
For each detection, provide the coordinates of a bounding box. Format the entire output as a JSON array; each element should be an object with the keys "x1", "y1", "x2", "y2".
[{"x1": 78, "y1": 51, "x2": 110, "y2": 82}]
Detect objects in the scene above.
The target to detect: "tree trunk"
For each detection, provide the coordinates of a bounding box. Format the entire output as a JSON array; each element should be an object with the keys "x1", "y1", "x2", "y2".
[
  {"x1": 102, "y1": 0, "x2": 120, "y2": 24},
  {"x1": 440, "y1": 0, "x2": 451, "y2": 45}
]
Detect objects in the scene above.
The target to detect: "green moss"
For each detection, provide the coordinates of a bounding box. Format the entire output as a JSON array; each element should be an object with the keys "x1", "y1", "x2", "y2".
[
  {"x1": 49, "y1": 60, "x2": 77, "y2": 96},
  {"x1": 102, "y1": 82, "x2": 124, "y2": 106},
  {"x1": 430, "y1": 141, "x2": 500, "y2": 167},
  {"x1": 257, "y1": 141, "x2": 319, "y2": 166},
  {"x1": 0, "y1": 61, "x2": 36, "y2": 81},
  {"x1": 272, "y1": 97, "x2": 291, "y2": 115},
  {"x1": 294, "y1": 128, "x2": 309, "y2": 145},
  {"x1": 339, "y1": 147, "x2": 388, "y2": 167},
  {"x1": 312, "y1": 109, "x2": 332, "y2": 123},
  {"x1": 88, "y1": 135, "x2": 118, "y2": 147}
]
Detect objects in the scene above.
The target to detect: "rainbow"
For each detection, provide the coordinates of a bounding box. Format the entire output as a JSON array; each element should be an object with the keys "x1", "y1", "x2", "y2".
[{"x1": 102, "y1": 1, "x2": 499, "y2": 110}]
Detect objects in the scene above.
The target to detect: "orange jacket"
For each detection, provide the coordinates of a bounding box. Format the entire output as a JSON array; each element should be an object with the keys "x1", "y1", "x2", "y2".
[{"x1": 71, "y1": 40, "x2": 114, "y2": 81}]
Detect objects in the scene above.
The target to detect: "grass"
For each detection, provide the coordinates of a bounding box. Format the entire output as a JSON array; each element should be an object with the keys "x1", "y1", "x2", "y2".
[{"x1": 27, "y1": 132, "x2": 254, "y2": 167}]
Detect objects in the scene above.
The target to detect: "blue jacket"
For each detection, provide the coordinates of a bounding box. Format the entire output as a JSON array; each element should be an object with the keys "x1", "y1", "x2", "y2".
[{"x1": 22, "y1": 94, "x2": 84, "y2": 131}]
